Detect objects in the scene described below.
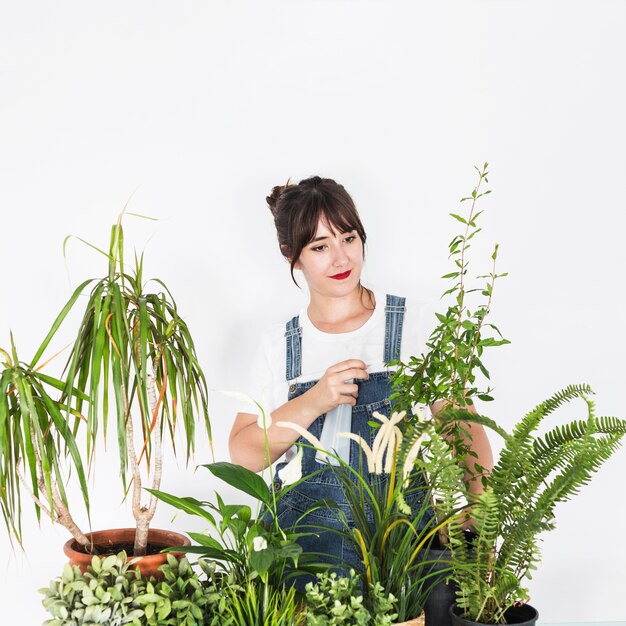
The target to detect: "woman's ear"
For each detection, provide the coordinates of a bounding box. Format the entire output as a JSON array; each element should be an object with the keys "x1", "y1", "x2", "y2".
[{"x1": 284, "y1": 247, "x2": 301, "y2": 270}]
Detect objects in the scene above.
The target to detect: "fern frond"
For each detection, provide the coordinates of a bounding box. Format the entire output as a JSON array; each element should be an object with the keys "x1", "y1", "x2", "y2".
[{"x1": 490, "y1": 384, "x2": 594, "y2": 502}]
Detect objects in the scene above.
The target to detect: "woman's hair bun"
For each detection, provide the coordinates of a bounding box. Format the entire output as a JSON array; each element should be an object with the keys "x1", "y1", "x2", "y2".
[
  {"x1": 266, "y1": 179, "x2": 293, "y2": 216},
  {"x1": 298, "y1": 175, "x2": 323, "y2": 188}
]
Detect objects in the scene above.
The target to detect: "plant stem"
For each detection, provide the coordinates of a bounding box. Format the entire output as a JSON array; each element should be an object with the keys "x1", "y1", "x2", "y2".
[
  {"x1": 17, "y1": 455, "x2": 91, "y2": 549},
  {"x1": 452, "y1": 171, "x2": 484, "y2": 386},
  {"x1": 462, "y1": 251, "x2": 497, "y2": 392},
  {"x1": 132, "y1": 369, "x2": 162, "y2": 555}
]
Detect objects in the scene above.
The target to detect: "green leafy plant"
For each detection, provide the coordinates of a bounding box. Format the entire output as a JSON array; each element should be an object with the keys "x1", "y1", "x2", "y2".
[
  {"x1": 41, "y1": 553, "x2": 146, "y2": 626},
  {"x1": 436, "y1": 385, "x2": 626, "y2": 624},
  {"x1": 304, "y1": 569, "x2": 398, "y2": 626},
  {"x1": 391, "y1": 163, "x2": 509, "y2": 419},
  {"x1": 275, "y1": 410, "x2": 507, "y2": 622},
  {"x1": 149, "y1": 462, "x2": 315, "y2": 587},
  {"x1": 0, "y1": 341, "x2": 91, "y2": 549},
  {"x1": 221, "y1": 579, "x2": 301, "y2": 626},
  {"x1": 0, "y1": 211, "x2": 211, "y2": 555},
  {"x1": 149, "y1": 461, "x2": 323, "y2": 625},
  {"x1": 40, "y1": 552, "x2": 225, "y2": 626},
  {"x1": 138, "y1": 554, "x2": 225, "y2": 626}
]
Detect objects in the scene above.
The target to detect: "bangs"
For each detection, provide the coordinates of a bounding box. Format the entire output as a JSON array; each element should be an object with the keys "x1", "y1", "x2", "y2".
[{"x1": 294, "y1": 192, "x2": 363, "y2": 249}]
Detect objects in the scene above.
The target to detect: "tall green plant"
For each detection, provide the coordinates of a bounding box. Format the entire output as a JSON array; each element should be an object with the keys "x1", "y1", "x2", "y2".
[
  {"x1": 391, "y1": 163, "x2": 509, "y2": 419},
  {"x1": 0, "y1": 212, "x2": 211, "y2": 554},
  {"x1": 438, "y1": 385, "x2": 626, "y2": 624}
]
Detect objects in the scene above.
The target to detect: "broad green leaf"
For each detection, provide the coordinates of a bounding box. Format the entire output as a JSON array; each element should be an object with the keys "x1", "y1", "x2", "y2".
[
  {"x1": 145, "y1": 489, "x2": 215, "y2": 525},
  {"x1": 202, "y1": 462, "x2": 271, "y2": 506}
]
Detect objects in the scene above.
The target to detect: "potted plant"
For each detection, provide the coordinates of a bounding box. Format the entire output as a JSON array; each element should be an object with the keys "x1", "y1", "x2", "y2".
[
  {"x1": 40, "y1": 551, "x2": 226, "y2": 625},
  {"x1": 303, "y1": 568, "x2": 400, "y2": 625},
  {"x1": 432, "y1": 385, "x2": 626, "y2": 625},
  {"x1": 386, "y1": 165, "x2": 626, "y2": 622},
  {"x1": 147, "y1": 460, "x2": 319, "y2": 625},
  {"x1": 0, "y1": 211, "x2": 210, "y2": 571},
  {"x1": 274, "y1": 406, "x2": 506, "y2": 626}
]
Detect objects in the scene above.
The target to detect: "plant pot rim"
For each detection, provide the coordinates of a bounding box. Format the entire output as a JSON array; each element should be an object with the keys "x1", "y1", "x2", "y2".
[
  {"x1": 63, "y1": 528, "x2": 191, "y2": 577},
  {"x1": 64, "y1": 527, "x2": 190, "y2": 556},
  {"x1": 393, "y1": 615, "x2": 425, "y2": 626},
  {"x1": 449, "y1": 603, "x2": 539, "y2": 626}
]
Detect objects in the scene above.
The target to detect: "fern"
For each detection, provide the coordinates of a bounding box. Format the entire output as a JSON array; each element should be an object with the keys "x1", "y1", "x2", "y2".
[{"x1": 444, "y1": 385, "x2": 625, "y2": 624}]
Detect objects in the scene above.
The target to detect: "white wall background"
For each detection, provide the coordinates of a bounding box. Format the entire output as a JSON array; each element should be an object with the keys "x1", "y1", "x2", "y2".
[{"x1": 1, "y1": 1, "x2": 625, "y2": 623}]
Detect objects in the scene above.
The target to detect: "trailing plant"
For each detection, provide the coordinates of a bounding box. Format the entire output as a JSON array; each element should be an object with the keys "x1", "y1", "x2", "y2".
[
  {"x1": 436, "y1": 385, "x2": 626, "y2": 624},
  {"x1": 41, "y1": 553, "x2": 145, "y2": 626},
  {"x1": 304, "y1": 569, "x2": 398, "y2": 626},
  {"x1": 390, "y1": 163, "x2": 509, "y2": 425},
  {"x1": 1, "y1": 211, "x2": 211, "y2": 555},
  {"x1": 40, "y1": 552, "x2": 221, "y2": 626}
]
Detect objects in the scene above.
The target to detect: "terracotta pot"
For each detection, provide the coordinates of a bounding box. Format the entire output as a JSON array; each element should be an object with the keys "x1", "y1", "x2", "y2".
[
  {"x1": 394, "y1": 616, "x2": 425, "y2": 626},
  {"x1": 449, "y1": 603, "x2": 538, "y2": 626},
  {"x1": 63, "y1": 528, "x2": 191, "y2": 578}
]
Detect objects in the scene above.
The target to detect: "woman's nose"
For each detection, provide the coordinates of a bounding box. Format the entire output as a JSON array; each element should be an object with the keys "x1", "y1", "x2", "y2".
[{"x1": 332, "y1": 246, "x2": 349, "y2": 266}]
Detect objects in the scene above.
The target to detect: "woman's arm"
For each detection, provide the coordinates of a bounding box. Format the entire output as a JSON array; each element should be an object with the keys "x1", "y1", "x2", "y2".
[
  {"x1": 430, "y1": 400, "x2": 494, "y2": 497},
  {"x1": 229, "y1": 359, "x2": 369, "y2": 472}
]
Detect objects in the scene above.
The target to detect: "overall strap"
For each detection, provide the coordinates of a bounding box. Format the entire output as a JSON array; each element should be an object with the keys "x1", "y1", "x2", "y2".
[
  {"x1": 384, "y1": 294, "x2": 406, "y2": 364},
  {"x1": 284, "y1": 315, "x2": 302, "y2": 381}
]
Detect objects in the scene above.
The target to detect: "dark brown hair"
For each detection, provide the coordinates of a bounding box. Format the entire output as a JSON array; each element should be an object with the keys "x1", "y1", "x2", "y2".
[{"x1": 266, "y1": 176, "x2": 367, "y2": 285}]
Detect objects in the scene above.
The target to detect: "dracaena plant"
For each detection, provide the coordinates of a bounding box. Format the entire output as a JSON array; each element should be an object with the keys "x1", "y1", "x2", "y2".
[
  {"x1": 0, "y1": 341, "x2": 91, "y2": 548},
  {"x1": 0, "y1": 211, "x2": 211, "y2": 555},
  {"x1": 390, "y1": 163, "x2": 509, "y2": 424},
  {"x1": 437, "y1": 385, "x2": 626, "y2": 624}
]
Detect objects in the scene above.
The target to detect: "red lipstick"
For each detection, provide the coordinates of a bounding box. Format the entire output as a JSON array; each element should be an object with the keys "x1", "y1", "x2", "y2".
[{"x1": 330, "y1": 270, "x2": 352, "y2": 280}]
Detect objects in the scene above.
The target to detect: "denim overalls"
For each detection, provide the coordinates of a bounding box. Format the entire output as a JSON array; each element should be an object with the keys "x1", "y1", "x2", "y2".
[
  {"x1": 272, "y1": 295, "x2": 434, "y2": 583},
  {"x1": 270, "y1": 295, "x2": 456, "y2": 623}
]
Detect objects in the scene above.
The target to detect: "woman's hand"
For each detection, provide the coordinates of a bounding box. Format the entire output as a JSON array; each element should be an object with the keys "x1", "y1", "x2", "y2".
[{"x1": 305, "y1": 359, "x2": 369, "y2": 416}]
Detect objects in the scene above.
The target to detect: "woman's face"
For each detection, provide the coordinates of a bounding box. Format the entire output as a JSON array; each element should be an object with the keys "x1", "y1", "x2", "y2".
[{"x1": 294, "y1": 216, "x2": 364, "y2": 298}]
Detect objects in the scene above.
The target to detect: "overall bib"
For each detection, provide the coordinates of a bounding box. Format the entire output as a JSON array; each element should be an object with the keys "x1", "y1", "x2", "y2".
[{"x1": 272, "y1": 295, "x2": 433, "y2": 584}]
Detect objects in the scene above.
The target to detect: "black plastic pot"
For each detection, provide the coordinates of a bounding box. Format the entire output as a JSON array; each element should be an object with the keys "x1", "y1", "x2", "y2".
[{"x1": 449, "y1": 603, "x2": 539, "y2": 626}]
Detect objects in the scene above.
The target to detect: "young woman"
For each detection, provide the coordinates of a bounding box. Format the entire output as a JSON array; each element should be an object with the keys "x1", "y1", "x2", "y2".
[{"x1": 229, "y1": 175, "x2": 493, "y2": 590}]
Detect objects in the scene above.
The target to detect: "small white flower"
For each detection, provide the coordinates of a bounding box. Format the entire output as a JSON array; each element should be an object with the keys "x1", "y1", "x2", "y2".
[
  {"x1": 402, "y1": 406, "x2": 430, "y2": 481},
  {"x1": 253, "y1": 536, "x2": 267, "y2": 552},
  {"x1": 277, "y1": 446, "x2": 303, "y2": 486}
]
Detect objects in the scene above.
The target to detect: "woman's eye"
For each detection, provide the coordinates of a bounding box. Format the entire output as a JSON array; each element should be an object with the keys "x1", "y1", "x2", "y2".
[
  {"x1": 344, "y1": 235, "x2": 357, "y2": 244},
  {"x1": 311, "y1": 244, "x2": 327, "y2": 252}
]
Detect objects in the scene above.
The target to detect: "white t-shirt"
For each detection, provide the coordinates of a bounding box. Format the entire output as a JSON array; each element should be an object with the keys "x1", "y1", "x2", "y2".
[{"x1": 241, "y1": 291, "x2": 435, "y2": 420}]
